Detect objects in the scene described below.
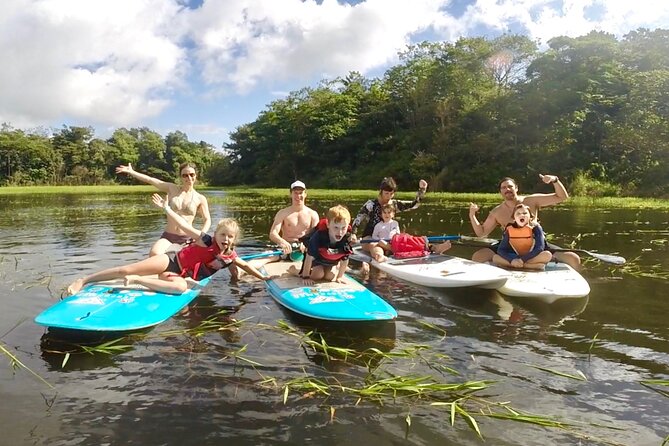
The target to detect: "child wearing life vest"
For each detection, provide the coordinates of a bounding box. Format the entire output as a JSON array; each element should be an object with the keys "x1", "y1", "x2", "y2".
[
  {"x1": 369, "y1": 203, "x2": 451, "y2": 262},
  {"x1": 300, "y1": 205, "x2": 353, "y2": 284},
  {"x1": 493, "y1": 203, "x2": 552, "y2": 270},
  {"x1": 66, "y1": 193, "x2": 272, "y2": 296},
  {"x1": 370, "y1": 203, "x2": 401, "y2": 262}
]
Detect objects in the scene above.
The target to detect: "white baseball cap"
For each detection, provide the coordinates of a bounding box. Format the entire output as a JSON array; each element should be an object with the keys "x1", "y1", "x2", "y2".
[{"x1": 290, "y1": 180, "x2": 306, "y2": 190}]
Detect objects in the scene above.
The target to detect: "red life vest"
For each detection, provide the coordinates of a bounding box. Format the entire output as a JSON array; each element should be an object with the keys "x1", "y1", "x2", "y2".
[
  {"x1": 176, "y1": 242, "x2": 236, "y2": 280},
  {"x1": 312, "y1": 218, "x2": 353, "y2": 264},
  {"x1": 390, "y1": 233, "x2": 430, "y2": 259}
]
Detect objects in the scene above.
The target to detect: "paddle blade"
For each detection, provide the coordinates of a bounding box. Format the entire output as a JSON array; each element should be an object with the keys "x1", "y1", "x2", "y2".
[{"x1": 586, "y1": 251, "x2": 626, "y2": 265}]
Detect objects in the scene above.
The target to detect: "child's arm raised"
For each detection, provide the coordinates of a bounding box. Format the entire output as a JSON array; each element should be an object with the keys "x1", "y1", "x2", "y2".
[{"x1": 152, "y1": 193, "x2": 202, "y2": 240}]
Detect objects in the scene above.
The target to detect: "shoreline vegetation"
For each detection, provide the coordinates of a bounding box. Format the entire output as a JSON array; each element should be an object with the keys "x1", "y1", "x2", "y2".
[{"x1": 1, "y1": 185, "x2": 668, "y2": 209}]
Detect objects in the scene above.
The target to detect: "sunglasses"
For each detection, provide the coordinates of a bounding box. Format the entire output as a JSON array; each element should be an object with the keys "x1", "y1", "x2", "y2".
[{"x1": 181, "y1": 173, "x2": 196, "y2": 178}]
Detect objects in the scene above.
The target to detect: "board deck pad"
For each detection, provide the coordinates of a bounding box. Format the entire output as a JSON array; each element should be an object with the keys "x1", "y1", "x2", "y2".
[
  {"x1": 495, "y1": 262, "x2": 590, "y2": 303},
  {"x1": 261, "y1": 261, "x2": 397, "y2": 321},
  {"x1": 35, "y1": 276, "x2": 210, "y2": 332},
  {"x1": 351, "y1": 247, "x2": 509, "y2": 289}
]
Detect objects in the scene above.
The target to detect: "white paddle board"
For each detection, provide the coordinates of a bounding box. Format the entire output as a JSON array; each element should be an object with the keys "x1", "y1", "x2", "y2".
[
  {"x1": 351, "y1": 247, "x2": 509, "y2": 289},
  {"x1": 495, "y1": 262, "x2": 590, "y2": 303}
]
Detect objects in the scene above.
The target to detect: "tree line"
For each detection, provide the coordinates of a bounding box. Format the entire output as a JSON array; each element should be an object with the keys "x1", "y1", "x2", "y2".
[{"x1": 2, "y1": 29, "x2": 668, "y2": 196}]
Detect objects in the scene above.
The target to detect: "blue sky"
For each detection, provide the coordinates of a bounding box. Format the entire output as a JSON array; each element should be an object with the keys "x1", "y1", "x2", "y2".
[{"x1": 1, "y1": 0, "x2": 668, "y2": 150}]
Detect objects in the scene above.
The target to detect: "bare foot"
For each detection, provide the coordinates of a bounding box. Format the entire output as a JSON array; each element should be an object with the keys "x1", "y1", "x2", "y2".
[
  {"x1": 66, "y1": 278, "x2": 85, "y2": 295},
  {"x1": 124, "y1": 275, "x2": 140, "y2": 286},
  {"x1": 432, "y1": 241, "x2": 452, "y2": 255}
]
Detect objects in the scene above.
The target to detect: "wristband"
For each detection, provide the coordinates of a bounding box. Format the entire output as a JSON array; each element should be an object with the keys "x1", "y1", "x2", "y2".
[{"x1": 551, "y1": 177, "x2": 559, "y2": 183}]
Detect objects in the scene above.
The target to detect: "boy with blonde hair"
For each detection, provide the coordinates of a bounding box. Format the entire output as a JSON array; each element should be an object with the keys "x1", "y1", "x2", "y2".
[{"x1": 300, "y1": 205, "x2": 353, "y2": 284}]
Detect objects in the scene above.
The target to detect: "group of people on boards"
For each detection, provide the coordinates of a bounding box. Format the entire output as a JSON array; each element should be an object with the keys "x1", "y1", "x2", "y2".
[{"x1": 66, "y1": 163, "x2": 579, "y2": 296}]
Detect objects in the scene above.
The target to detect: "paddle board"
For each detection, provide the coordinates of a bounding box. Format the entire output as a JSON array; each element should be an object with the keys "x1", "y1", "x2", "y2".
[
  {"x1": 350, "y1": 247, "x2": 509, "y2": 289},
  {"x1": 34, "y1": 276, "x2": 210, "y2": 332},
  {"x1": 261, "y1": 261, "x2": 397, "y2": 321},
  {"x1": 495, "y1": 262, "x2": 590, "y2": 303}
]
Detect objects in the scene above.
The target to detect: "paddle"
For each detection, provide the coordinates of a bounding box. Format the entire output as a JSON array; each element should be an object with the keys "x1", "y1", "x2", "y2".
[
  {"x1": 550, "y1": 248, "x2": 626, "y2": 265},
  {"x1": 452, "y1": 237, "x2": 626, "y2": 265},
  {"x1": 360, "y1": 235, "x2": 498, "y2": 244},
  {"x1": 239, "y1": 250, "x2": 283, "y2": 261},
  {"x1": 237, "y1": 242, "x2": 280, "y2": 249}
]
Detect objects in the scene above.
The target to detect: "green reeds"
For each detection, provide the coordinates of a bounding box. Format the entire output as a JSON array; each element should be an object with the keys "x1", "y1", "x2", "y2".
[{"x1": 1, "y1": 341, "x2": 53, "y2": 388}]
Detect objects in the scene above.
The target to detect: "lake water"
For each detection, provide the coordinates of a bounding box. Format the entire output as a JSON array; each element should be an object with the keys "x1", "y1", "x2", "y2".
[{"x1": 1, "y1": 190, "x2": 668, "y2": 445}]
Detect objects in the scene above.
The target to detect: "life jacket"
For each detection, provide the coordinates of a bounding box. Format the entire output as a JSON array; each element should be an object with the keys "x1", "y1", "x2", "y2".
[
  {"x1": 307, "y1": 218, "x2": 353, "y2": 265},
  {"x1": 390, "y1": 233, "x2": 430, "y2": 259},
  {"x1": 506, "y1": 225, "x2": 534, "y2": 256},
  {"x1": 176, "y1": 242, "x2": 236, "y2": 280}
]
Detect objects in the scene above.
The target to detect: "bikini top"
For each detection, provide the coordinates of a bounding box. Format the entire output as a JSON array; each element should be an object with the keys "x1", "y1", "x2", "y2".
[{"x1": 169, "y1": 191, "x2": 198, "y2": 217}]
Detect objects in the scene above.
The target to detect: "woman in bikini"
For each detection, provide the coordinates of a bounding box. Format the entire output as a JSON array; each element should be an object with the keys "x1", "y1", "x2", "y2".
[
  {"x1": 116, "y1": 162, "x2": 211, "y2": 256},
  {"x1": 66, "y1": 194, "x2": 272, "y2": 296}
]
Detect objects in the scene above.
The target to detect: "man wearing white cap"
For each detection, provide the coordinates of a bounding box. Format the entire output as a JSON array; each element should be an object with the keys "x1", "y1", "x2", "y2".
[{"x1": 268, "y1": 180, "x2": 319, "y2": 259}]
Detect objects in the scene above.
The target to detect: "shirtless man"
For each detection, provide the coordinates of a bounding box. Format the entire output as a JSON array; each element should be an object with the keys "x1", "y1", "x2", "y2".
[
  {"x1": 468, "y1": 174, "x2": 581, "y2": 270},
  {"x1": 269, "y1": 180, "x2": 320, "y2": 257}
]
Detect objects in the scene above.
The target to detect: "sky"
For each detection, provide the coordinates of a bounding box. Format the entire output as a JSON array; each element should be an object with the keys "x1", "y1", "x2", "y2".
[{"x1": 1, "y1": 0, "x2": 669, "y2": 150}]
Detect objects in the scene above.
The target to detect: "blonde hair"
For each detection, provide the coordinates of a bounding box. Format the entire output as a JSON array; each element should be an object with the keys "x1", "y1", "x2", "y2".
[
  {"x1": 214, "y1": 218, "x2": 241, "y2": 252},
  {"x1": 326, "y1": 205, "x2": 351, "y2": 223}
]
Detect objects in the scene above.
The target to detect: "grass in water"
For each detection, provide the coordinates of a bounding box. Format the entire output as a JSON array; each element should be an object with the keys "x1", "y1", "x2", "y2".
[{"x1": 1, "y1": 341, "x2": 53, "y2": 389}]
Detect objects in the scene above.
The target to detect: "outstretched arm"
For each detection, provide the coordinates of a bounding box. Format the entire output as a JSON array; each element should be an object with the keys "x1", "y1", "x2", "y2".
[
  {"x1": 116, "y1": 163, "x2": 172, "y2": 192},
  {"x1": 152, "y1": 194, "x2": 202, "y2": 240},
  {"x1": 234, "y1": 257, "x2": 272, "y2": 281}
]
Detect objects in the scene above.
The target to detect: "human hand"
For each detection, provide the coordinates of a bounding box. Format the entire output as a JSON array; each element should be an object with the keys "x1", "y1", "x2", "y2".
[
  {"x1": 350, "y1": 234, "x2": 358, "y2": 244},
  {"x1": 335, "y1": 277, "x2": 346, "y2": 284},
  {"x1": 302, "y1": 277, "x2": 314, "y2": 286},
  {"x1": 538, "y1": 174, "x2": 558, "y2": 184},
  {"x1": 469, "y1": 202, "x2": 479, "y2": 215},
  {"x1": 419, "y1": 179, "x2": 428, "y2": 192},
  {"x1": 511, "y1": 258, "x2": 524, "y2": 268},
  {"x1": 152, "y1": 193, "x2": 169, "y2": 211},
  {"x1": 280, "y1": 240, "x2": 292, "y2": 255},
  {"x1": 115, "y1": 163, "x2": 134, "y2": 175}
]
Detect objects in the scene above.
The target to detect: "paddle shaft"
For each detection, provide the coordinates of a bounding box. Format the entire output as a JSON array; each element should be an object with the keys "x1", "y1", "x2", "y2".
[
  {"x1": 454, "y1": 238, "x2": 626, "y2": 265},
  {"x1": 239, "y1": 250, "x2": 283, "y2": 261},
  {"x1": 361, "y1": 235, "x2": 462, "y2": 244}
]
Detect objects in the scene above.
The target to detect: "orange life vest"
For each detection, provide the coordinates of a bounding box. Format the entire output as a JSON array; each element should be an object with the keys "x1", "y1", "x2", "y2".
[{"x1": 506, "y1": 225, "x2": 534, "y2": 256}]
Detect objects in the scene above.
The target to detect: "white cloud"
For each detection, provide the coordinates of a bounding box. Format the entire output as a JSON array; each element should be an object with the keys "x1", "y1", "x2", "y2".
[
  {"x1": 184, "y1": 0, "x2": 449, "y2": 93},
  {"x1": 0, "y1": 0, "x2": 185, "y2": 128},
  {"x1": 1, "y1": 0, "x2": 668, "y2": 134}
]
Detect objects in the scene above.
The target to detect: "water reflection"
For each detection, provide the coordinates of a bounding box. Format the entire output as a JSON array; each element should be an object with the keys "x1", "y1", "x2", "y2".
[{"x1": 3, "y1": 190, "x2": 669, "y2": 445}]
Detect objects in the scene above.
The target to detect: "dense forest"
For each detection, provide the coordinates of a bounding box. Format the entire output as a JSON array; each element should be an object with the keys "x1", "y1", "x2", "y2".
[{"x1": 1, "y1": 29, "x2": 668, "y2": 196}]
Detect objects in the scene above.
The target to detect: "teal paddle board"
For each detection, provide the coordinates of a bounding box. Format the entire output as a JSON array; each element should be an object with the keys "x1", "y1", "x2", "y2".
[
  {"x1": 34, "y1": 276, "x2": 210, "y2": 332},
  {"x1": 261, "y1": 261, "x2": 397, "y2": 321}
]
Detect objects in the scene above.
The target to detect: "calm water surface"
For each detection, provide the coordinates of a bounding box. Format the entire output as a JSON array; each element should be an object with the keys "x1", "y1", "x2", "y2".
[{"x1": 1, "y1": 190, "x2": 668, "y2": 446}]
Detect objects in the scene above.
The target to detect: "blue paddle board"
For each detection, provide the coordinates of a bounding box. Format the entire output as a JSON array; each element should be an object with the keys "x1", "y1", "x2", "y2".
[
  {"x1": 34, "y1": 277, "x2": 210, "y2": 332},
  {"x1": 261, "y1": 261, "x2": 397, "y2": 321}
]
